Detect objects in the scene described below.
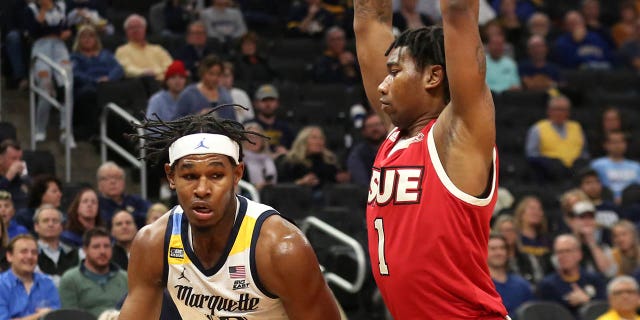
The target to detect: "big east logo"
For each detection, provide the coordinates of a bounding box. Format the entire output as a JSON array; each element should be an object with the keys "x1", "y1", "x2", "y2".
[{"x1": 368, "y1": 166, "x2": 424, "y2": 205}]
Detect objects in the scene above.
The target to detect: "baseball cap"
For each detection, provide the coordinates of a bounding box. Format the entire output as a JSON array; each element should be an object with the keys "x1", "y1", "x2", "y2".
[
  {"x1": 255, "y1": 84, "x2": 279, "y2": 100},
  {"x1": 572, "y1": 201, "x2": 596, "y2": 217},
  {"x1": 165, "y1": 60, "x2": 188, "y2": 80}
]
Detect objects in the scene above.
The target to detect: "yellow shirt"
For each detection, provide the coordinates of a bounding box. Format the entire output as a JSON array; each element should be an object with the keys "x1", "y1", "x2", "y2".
[
  {"x1": 115, "y1": 42, "x2": 172, "y2": 81},
  {"x1": 597, "y1": 309, "x2": 640, "y2": 320},
  {"x1": 536, "y1": 119, "x2": 584, "y2": 168}
]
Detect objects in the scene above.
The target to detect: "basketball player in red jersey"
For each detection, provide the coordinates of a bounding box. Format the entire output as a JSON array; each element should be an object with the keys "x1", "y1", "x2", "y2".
[{"x1": 354, "y1": 0, "x2": 509, "y2": 318}]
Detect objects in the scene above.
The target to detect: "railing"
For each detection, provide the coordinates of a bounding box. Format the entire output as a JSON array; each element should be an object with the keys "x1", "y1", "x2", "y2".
[
  {"x1": 300, "y1": 216, "x2": 367, "y2": 293},
  {"x1": 29, "y1": 53, "x2": 73, "y2": 182},
  {"x1": 100, "y1": 102, "x2": 147, "y2": 199},
  {"x1": 238, "y1": 180, "x2": 260, "y2": 202}
]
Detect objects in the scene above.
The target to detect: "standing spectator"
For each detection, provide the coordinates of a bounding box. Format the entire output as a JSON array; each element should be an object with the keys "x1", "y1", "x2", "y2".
[
  {"x1": 611, "y1": 2, "x2": 638, "y2": 48},
  {"x1": 552, "y1": 10, "x2": 613, "y2": 70},
  {"x1": 146, "y1": 60, "x2": 188, "y2": 122},
  {"x1": 61, "y1": 187, "x2": 102, "y2": 248},
  {"x1": 25, "y1": 0, "x2": 74, "y2": 144},
  {"x1": 175, "y1": 21, "x2": 218, "y2": 82},
  {"x1": 71, "y1": 24, "x2": 124, "y2": 139},
  {"x1": 312, "y1": 26, "x2": 360, "y2": 85},
  {"x1": 513, "y1": 196, "x2": 552, "y2": 272},
  {"x1": 347, "y1": 113, "x2": 386, "y2": 187},
  {"x1": 0, "y1": 191, "x2": 28, "y2": 239},
  {"x1": 0, "y1": 234, "x2": 61, "y2": 319},
  {"x1": 109, "y1": 210, "x2": 137, "y2": 271},
  {"x1": 220, "y1": 61, "x2": 254, "y2": 123},
  {"x1": 96, "y1": 162, "x2": 150, "y2": 229},
  {"x1": 537, "y1": 234, "x2": 606, "y2": 316},
  {"x1": 611, "y1": 220, "x2": 640, "y2": 276},
  {"x1": 488, "y1": 233, "x2": 533, "y2": 317},
  {"x1": 392, "y1": 0, "x2": 433, "y2": 32},
  {"x1": 518, "y1": 35, "x2": 561, "y2": 91},
  {"x1": 619, "y1": 18, "x2": 640, "y2": 72},
  {"x1": 58, "y1": 227, "x2": 127, "y2": 317},
  {"x1": 200, "y1": 0, "x2": 247, "y2": 44},
  {"x1": 241, "y1": 122, "x2": 278, "y2": 191},
  {"x1": 15, "y1": 175, "x2": 63, "y2": 233},
  {"x1": 287, "y1": 0, "x2": 336, "y2": 37},
  {"x1": 247, "y1": 84, "x2": 295, "y2": 158},
  {"x1": 33, "y1": 205, "x2": 79, "y2": 285},
  {"x1": 145, "y1": 203, "x2": 168, "y2": 225},
  {"x1": 597, "y1": 276, "x2": 640, "y2": 320},
  {"x1": 591, "y1": 130, "x2": 640, "y2": 205},
  {"x1": 115, "y1": 14, "x2": 173, "y2": 81},
  {"x1": 578, "y1": 168, "x2": 620, "y2": 228},
  {"x1": 232, "y1": 32, "x2": 276, "y2": 85},
  {"x1": 0, "y1": 140, "x2": 29, "y2": 210},
  {"x1": 174, "y1": 55, "x2": 236, "y2": 120},
  {"x1": 485, "y1": 31, "x2": 521, "y2": 93}
]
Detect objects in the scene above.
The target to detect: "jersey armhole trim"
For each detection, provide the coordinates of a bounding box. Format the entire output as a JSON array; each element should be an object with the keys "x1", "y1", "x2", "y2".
[
  {"x1": 162, "y1": 206, "x2": 178, "y2": 287},
  {"x1": 426, "y1": 124, "x2": 497, "y2": 207},
  {"x1": 249, "y1": 210, "x2": 280, "y2": 300}
]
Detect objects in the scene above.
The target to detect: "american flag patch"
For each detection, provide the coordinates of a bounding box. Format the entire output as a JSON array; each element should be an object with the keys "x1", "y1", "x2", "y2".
[{"x1": 229, "y1": 266, "x2": 246, "y2": 279}]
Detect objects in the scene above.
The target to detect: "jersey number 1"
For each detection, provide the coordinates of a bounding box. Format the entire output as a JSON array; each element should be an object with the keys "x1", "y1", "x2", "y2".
[{"x1": 374, "y1": 218, "x2": 389, "y2": 275}]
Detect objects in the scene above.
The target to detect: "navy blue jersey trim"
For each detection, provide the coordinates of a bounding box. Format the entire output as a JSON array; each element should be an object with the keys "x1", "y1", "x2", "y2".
[
  {"x1": 180, "y1": 196, "x2": 248, "y2": 277},
  {"x1": 250, "y1": 210, "x2": 280, "y2": 299},
  {"x1": 162, "y1": 206, "x2": 178, "y2": 287}
]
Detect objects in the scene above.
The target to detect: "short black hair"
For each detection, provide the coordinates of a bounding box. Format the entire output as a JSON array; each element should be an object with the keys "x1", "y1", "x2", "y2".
[
  {"x1": 577, "y1": 167, "x2": 599, "y2": 184},
  {"x1": 385, "y1": 26, "x2": 450, "y2": 103},
  {"x1": 0, "y1": 139, "x2": 21, "y2": 154},
  {"x1": 27, "y1": 174, "x2": 62, "y2": 209},
  {"x1": 83, "y1": 227, "x2": 111, "y2": 248},
  {"x1": 198, "y1": 54, "x2": 223, "y2": 77}
]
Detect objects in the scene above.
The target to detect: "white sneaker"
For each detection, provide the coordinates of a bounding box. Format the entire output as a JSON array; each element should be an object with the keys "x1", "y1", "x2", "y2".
[
  {"x1": 35, "y1": 132, "x2": 46, "y2": 142},
  {"x1": 60, "y1": 132, "x2": 77, "y2": 149}
]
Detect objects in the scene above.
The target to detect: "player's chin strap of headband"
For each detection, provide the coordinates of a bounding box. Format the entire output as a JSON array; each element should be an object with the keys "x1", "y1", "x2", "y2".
[{"x1": 168, "y1": 133, "x2": 240, "y2": 166}]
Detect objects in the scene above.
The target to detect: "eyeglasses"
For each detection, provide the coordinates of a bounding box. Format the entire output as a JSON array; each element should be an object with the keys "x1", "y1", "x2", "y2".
[
  {"x1": 572, "y1": 212, "x2": 595, "y2": 219},
  {"x1": 98, "y1": 175, "x2": 123, "y2": 182}
]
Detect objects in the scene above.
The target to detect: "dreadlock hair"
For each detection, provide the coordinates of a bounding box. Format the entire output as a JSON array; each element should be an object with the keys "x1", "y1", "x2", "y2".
[
  {"x1": 385, "y1": 26, "x2": 450, "y2": 104},
  {"x1": 129, "y1": 104, "x2": 268, "y2": 169}
]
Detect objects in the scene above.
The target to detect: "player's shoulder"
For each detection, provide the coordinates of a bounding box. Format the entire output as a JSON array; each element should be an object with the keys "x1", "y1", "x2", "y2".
[{"x1": 255, "y1": 211, "x2": 309, "y2": 259}]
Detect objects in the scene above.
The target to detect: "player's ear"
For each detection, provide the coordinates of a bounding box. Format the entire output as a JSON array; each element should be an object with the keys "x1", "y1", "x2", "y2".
[
  {"x1": 233, "y1": 162, "x2": 244, "y2": 185},
  {"x1": 165, "y1": 163, "x2": 176, "y2": 190},
  {"x1": 423, "y1": 65, "x2": 444, "y2": 90}
]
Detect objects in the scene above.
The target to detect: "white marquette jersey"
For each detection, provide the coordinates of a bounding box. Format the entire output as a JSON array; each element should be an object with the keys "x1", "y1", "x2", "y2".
[{"x1": 163, "y1": 196, "x2": 288, "y2": 319}]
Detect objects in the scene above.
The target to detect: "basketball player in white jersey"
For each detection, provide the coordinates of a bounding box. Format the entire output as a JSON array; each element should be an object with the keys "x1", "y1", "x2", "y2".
[{"x1": 118, "y1": 107, "x2": 341, "y2": 319}]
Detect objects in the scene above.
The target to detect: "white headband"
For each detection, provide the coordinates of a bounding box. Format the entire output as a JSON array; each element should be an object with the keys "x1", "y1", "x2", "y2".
[{"x1": 168, "y1": 133, "x2": 240, "y2": 166}]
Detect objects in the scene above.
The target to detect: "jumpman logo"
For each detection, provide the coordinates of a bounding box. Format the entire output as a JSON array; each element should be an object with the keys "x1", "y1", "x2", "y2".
[
  {"x1": 178, "y1": 267, "x2": 190, "y2": 282},
  {"x1": 194, "y1": 138, "x2": 209, "y2": 150}
]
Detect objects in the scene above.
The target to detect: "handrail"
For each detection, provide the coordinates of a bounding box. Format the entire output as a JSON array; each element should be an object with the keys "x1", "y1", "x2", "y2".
[
  {"x1": 29, "y1": 53, "x2": 73, "y2": 182},
  {"x1": 238, "y1": 180, "x2": 260, "y2": 202},
  {"x1": 300, "y1": 216, "x2": 366, "y2": 293},
  {"x1": 100, "y1": 102, "x2": 147, "y2": 199}
]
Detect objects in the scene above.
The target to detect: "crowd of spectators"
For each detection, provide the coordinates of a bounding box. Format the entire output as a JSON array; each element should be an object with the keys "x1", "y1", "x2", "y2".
[{"x1": 0, "y1": 0, "x2": 640, "y2": 318}]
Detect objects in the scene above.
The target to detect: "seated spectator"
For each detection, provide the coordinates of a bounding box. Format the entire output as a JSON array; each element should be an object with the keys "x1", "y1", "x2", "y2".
[
  {"x1": 109, "y1": 210, "x2": 137, "y2": 271},
  {"x1": 0, "y1": 217, "x2": 8, "y2": 271},
  {"x1": 0, "y1": 191, "x2": 28, "y2": 239},
  {"x1": 552, "y1": 10, "x2": 613, "y2": 69},
  {"x1": 347, "y1": 113, "x2": 386, "y2": 187},
  {"x1": 0, "y1": 234, "x2": 61, "y2": 319},
  {"x1": 581, "y1": 0, "x2": 616, "y2": 48},
  {"x1": 611, "y1": 2, "x2": 638, "y2": 48},
  {"x1": 578, "y1": 168, "x2": 619, "y2": 228},
  {"x1": 66, "y1": 0, "x2": 111, "y2": 34},
  {"x1": 312, "y1": 26, "x2": 360, "y2": 85},
  {"x1": 247, "y1": 84, "x2": 295, "y2": 158},
  {"x1": 200, "y1": 0, "x2": 247, "y2": 44},
  {"x1": 58, "y1": 227, "x2": 127, "y2": 317},
  {"x1": 96, "y1": 162, "x2": 150, "y2": 229},
  {"x1": 71, "y1": 24, "x2": 124, "y2": 139},
  {"x1": 483, "y1": 20, "x2": 516, "y2": 58},
  {"x1": 496, "y1": 0, "x2": 525, "y2": 51},
  {"x1": 537, "y1": 234, "x2": 606, "y2": 316},
  {"x1": 232, "y1": 32, "x2": 276, "y2": 85},
  {"x1": 490, "y1": 0, "x2": 538, "y2": 24},
  {"x1": 525, "y1": 12, "x2": 557, "y2": 42},
  {"x1": 525, "y1": 94, "x2": 588, "y2": 182},
  {"x1": 175, "y1": 21, "x2": 219, "y2": 82},
  {"x1": 33, "y1": 205, "x2": 79, "y2": 286},
  {"x1": 277, "y1": 126, "x2": 350, "y2": 200},
  {"x1": 61, "y1": 187, "x2": 103, "y2": 248},
  {"x1": 220, "y1": 61, "x2": 254, "y2": 123},
  {"x1": 493, "y1": 214, "x2": 544, "y2": 286},
  {"x1": 619, "y1": 18, "x2": 640, "y2": 74},
  {"x1": 597, "y1": 275, "x2": 640, "y2": 320},
  {"x1": 589, "y1": 107, "x2": 626, "y2": 158},
  {"x1": 591, "y1": 130, "x2": 640, "y2": 205},
  {"x1": 146, "y1": 203, "x2": 168, "y2": 225},
  {"x1": 488, "y1": 233, "x2": 533, "y2": 316},
  {"x1": 392, "y1": 0, "x2": 433, "y2": 33},
  {"x1": 146, "y1": 60, "x2": 189, "y2": 122},
  {"x1": 568, "y1": 201, "x2": 617, "y2": 277},
  {"x1": 242, "y1": 122, "x2": 278, "y2": 191},
  {"x1": 287, "y1": 0, "x2": 336, "y2": 37},
  {"x1": 16, "y1": 175, "x2": 63, "y2": 232},
  {"x1": 115, "y1": 14, "x2": 173, "y2": 81},
  {"x1": 611, "y1": 220, "x2": 640, "y2": 276},
  {"x1": 513, "y1": 196, "x2": 553, "y2": 272},
  {"x1": 25, "y1": 0, "x2": 74, "y2": 144},
  {"x1": 162, "y1": 0, "x2": 193, "y2": 36},
  {"x1": 175, "y1": 55, "x2": 236, "y2": 120},
  {"x1": 558, "y1": 188, "x2": 591, "y2": 234},
  {"x1": 518, "y1": 35, "x2": 562, "y2": 91},
  {"x1": 485, "y1": 31, "x2": 521, "y2": 93},
  {"x1": 0, "y1": 140, "x2": 29, "y2": 211}
]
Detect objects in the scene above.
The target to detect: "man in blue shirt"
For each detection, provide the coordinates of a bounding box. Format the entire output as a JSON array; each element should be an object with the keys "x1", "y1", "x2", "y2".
[
  {"x1": 591, "y1": 130, "x2": 640, "y2": 205},
  {"x1": 96, "y1": 161, "x2": 150, "y2": 229},
  {"x1": 0, "y1": 234, "x2": 61, "y2": 320}
]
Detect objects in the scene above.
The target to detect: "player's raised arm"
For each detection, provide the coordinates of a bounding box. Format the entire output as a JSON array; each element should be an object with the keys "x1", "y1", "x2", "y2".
[
  {"x1": 354, "y1": 0, "x2": 394, "y2": 131},
  {"x1": 118, "y1": 221, "x2": 166, "y2": 319}
]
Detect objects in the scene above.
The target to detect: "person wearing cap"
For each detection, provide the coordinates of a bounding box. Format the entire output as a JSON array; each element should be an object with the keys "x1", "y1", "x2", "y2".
[
  {"x1": 247, "y1": 84, "x2": 295, "y2": 158},
  {"x1": 146, "y1": 60, "x2": 188, "y2": 122},
  {"x1": 118, "y1": 111, "x2": 341, "y2": 319}
]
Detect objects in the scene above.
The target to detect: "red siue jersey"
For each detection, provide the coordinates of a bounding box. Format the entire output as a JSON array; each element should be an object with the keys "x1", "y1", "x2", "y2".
[{"x1": 366, "y1": 120, "x2": 507, "y2": 319}]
